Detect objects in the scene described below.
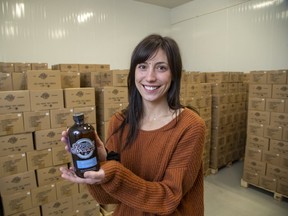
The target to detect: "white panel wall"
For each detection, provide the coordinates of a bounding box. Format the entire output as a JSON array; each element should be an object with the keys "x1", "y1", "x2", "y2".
[
  {"x1": 0, "y1": 0, "x2": 170, "y2": 69},
  {"x1": 1, "y1": 0, "x2": 287, "y2": 71},
  {"x1": 170, "y1": 0, "x2": 288, "y2": 71}
]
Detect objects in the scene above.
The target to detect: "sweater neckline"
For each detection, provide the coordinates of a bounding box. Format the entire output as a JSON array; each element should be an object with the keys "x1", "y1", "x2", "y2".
[{"x1": 139, "y1": 108, "x2": 187, "y2": 133}]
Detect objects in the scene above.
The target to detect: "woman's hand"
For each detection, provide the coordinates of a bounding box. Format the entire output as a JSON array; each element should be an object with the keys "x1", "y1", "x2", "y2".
[
  {"x1": 59, "y1": 166, "x2": 105, "y2": 185},
  {"x1": 61, "y1": 129, "x2": 107, "y2": 162}
]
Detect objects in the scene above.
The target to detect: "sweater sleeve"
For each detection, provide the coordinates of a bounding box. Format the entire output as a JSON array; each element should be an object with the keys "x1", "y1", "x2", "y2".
[{"x1": 88, "y1": 115, "x2": 206, "y2": 215}]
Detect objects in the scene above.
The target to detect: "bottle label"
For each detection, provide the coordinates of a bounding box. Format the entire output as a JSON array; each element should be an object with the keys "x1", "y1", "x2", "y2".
[
  {"x1": 76, "y1": 157, "x2": 97, "y2": 169},
  {"x1": 71, "y1": 138, "x2": 96, "y2": 159}
]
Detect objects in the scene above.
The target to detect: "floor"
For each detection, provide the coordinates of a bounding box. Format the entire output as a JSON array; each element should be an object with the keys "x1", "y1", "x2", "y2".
[{"x1": 204, "y1": 160, "x2": 288, "y2": 216}]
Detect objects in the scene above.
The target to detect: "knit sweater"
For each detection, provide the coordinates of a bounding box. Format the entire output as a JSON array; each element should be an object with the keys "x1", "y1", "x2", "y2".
[{"x1": 87, "y1": 108, "x2": 206, "y2": 216}]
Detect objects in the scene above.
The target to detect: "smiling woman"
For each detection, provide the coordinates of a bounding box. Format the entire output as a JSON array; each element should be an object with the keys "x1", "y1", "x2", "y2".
[{"x1": 60, "y1": 34, "x2": 206, "y2": 216}]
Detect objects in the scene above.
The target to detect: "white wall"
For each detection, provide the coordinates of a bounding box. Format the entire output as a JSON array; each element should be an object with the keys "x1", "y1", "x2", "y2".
[
  {"x1": 170, "y1": 0, "x2": 288, "y2": 71},
  {"x1": 0, "y1": 0, "x2": 287, "y2": 71},
  {"x1": 0, "y1": 0, "x2": 170, "y2": 69}
]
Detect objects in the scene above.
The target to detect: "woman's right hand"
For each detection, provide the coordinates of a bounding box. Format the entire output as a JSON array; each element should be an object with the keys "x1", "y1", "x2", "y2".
[{"x1": 61, "y1": 129, "x2": 107, "y2": 162}]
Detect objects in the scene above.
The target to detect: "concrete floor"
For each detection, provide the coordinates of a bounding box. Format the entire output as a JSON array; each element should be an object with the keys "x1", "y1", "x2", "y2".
[{"x1": 204, "y1": 160, "x2": 288, "y2": 216}]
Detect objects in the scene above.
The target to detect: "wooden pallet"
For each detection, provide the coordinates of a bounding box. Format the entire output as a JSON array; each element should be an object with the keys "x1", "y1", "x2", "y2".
[
  {"x1": 241, "y1": 178, "x2": 288, "y2": 201},
  {"x1": 210, "y1": 159, "x2": 242, "y2": 174}
]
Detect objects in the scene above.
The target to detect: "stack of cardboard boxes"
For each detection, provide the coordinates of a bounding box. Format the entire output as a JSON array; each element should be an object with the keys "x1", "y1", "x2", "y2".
[
  {"x1": 205, "y1": 72, "x2": 248, "y2": 173},
  {"x1": 242, "y1": 70, "x2": 288, "y2": 198},
  {"x1": 181, "y1": 71, "x2": 212, "y2": 175},
  {"x1": 0, "y1": 63, "x2": 101, "y2": 216}
]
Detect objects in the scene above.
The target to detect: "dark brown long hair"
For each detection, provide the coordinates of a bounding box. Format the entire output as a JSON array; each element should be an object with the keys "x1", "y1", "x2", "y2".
[{"x1": 113, "y1": 34, "x2": 184, "y2": 148}]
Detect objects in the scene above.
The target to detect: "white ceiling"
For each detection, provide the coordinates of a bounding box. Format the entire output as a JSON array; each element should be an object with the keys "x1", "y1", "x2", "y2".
[{"x1": 133, "y1": 0, "x2": 194, "y2": 9}]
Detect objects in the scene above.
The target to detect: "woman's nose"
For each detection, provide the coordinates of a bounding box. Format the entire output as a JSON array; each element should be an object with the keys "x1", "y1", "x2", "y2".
[{"x1": 146, "y1": 67, "x2": 156, "y2": 81}]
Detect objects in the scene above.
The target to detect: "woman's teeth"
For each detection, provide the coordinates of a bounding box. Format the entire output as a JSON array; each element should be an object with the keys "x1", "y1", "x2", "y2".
[{"x1": 144, "y1": 86, "x2": 158, "y2": 90}]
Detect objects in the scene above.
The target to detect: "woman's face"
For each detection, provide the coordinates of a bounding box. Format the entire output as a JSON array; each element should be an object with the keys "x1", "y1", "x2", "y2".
[{"x1": 135, "y1": 49, "x2": 172, "y2": 104}]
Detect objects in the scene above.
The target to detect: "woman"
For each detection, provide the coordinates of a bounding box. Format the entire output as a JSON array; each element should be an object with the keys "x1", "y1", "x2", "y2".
[{"x1": 60, "y1": 34, "x2": 206, "y2": 215}]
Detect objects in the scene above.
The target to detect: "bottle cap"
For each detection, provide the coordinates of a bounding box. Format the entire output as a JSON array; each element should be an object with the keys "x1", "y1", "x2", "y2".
[{"x1": 73, "y1": 113, "x2": 84, "y2": 122}]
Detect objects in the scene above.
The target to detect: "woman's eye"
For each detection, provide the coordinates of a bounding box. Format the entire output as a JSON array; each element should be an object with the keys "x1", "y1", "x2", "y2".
[
  {"x1": 157, "y1": 65, "x2": 168, "y2": 72},
  {"x1": 137, "y1": 64, "x2": 147, "y2": 70}
]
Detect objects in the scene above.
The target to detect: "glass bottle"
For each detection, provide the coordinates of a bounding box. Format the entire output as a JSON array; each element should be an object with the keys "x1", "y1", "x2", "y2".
[{"x1": 67, "y1": 113, "x2": 100, "y2": 178}]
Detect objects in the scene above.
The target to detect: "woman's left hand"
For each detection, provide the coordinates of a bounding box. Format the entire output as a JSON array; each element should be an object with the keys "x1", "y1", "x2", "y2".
[{"x1": 60, "y1": 166, "x2": 105, "y2": 185}]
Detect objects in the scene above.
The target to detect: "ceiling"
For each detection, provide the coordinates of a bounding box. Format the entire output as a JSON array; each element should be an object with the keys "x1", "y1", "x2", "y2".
[{"x1": 133, "y1": 0, "x2": 194, "y2": 9}]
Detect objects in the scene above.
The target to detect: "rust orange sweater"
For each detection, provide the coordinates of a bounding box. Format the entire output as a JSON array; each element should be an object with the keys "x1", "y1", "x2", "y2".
[{"x1": 87, "y1": 108, "x2": 205, "y2": 215}]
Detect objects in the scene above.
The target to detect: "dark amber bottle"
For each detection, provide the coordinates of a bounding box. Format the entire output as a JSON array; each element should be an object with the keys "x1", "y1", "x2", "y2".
[{"x1": 68, "y1": 113, "x2": 100, "y2": 178}]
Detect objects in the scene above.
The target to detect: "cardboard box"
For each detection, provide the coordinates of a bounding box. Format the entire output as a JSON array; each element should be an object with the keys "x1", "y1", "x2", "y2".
[
  {"x1": 247, "y1": 123, "x2": 264, "y2": 137},
  {"x1": 0, "y1": 90, "x2": 31, "y2": 114},
  {"x1": 52, "y1": 145, "x2": 72, "y2": 165},
  {"x1": 242, "y1": 170, "x2": 259, "y2": 185},
  {"x1": 259, "y1": 175, "x2": 277, "y2": 191},
  {"x1": 41, "y1": 197, "x2": 73, "y2": 216},
  {"x1": 0, "y1": 72, "x2": 13, "y2": 91},
  {"x1": 263, "y1": 125, "x2": 283, "y2": 140},
  {"x1": 52, "y1": 64, "x2": 78, "y2": 72},
  {"x1": 266, "y1": 70, "x2": 287, "y2": 84},
  {"x1": 50, "y1": 108, "x2": 74, "y2": 128},
  {"x1": 78, "y1": 64, "x2": 96, "y2": 72},
  {"x1": 246, "y1": 135, "x2": 269, "y2": 150},
  {"x1": 80, "y1": 71, "x2": 101, "y2": 87},
  {"x1": 186, "y1": 83, "x2": 200, "y2": 97},
  {"x1": 97, "y1": 103, "x2": 126, "y2": 122},
  {"x1": 212, "y1": 94, "x2": 228, "y2": 105},
  {"x1": 0, "y1": 62, "x2": 14, "y2": 72},
  {"x1": 270, "y1": 112, "x2": 288, "y2": 127},
  {"x1": 249, "y1": 84, "x2": 272, "y2": 98},
  {"x1": 0, "y1": 170, "x2": 36, "y2": 195},
  {"x1": 72, "y1": 191, "x2": 95, "y2": 209},
  {"x1": 245, "y1": 147, "x2": 262, "y2": 161},
  {"x1": 26, "y1": 149, "x2": 53, "y2": 170},
  {"x1": 64, "y1": 87, "x2": 95, "y2": 108},
  {"x1": 61, "y1": 72, "x2": 81, "y2": 88},
  {"x1": 0, "y1": 132, "x2": 33, "y2": 157},
  {"x1": 262, "y1": 150, "x2": 281, "y2": 166},
  {"x1": 243, "y1": 159, "x2": 266, "y2": 175},
  {"x1": 210, "y1": 83, "x2": 227, "y2": 94},
  {"x1": 101, "y1": 70, "x2": 128, "y2": 87},
  {"x1": 23, "y1": 111, "x2": 51, "y2": 132},
  {"x1": 76, "y1": 204, "x2": 101, "y2": 216},
  {"x1": 1, "y1": 191, "x2": 32, "y2": 215},
  {"x1": 229, "y1": 72, "x2": 243, "y2": 82},
  {"x1": 14, "y1": 63, "x2": 31, "y2": 72},
  {"x1": 73, "y1": 106, "x2": 97, "y2": 124},
  {"x1": 282, "y1": 127, "x2": 288, "y2": 141},
  {"x1": 248, "y1": 97, "x2": 266, "y2": 111},
  {"x1": 269, "y1": 139, "x2": 288, "y2": 154},
  {"x1": 247, "y1": 110, "x2": 270, "y2": 125},
  {"x1": 266, "y1": 163, "x2": 288, "y2": 182},
  {"x1": 97, "y1": 120, "x2": 110, "y2": 142},
  {"x1": 96, "y1": 87, "x2": 128, "y2": 104},
  {"x1": 9, "y1": 207, "x2": 41, "y2": 216},
  {"x1": 0, "y1": 113, "x2": 24, "y2": 136},
  {"x1": 26, "y1": 70, "x2": 61, "y2": 90},
  {"x1": 95, "y1": 64, "x2": 110, "y2": 71},
  {"x1": 205, "y1": 72, "x2": 229, "y2": 83},
  {"x1": 272, "y1": 84, "x2": 288, "y2": 99},
  {"x1": 285, "y1": 99, "x2": 288, "y2": 113},
  {"x1": 34, "y1": 127, "x2": 66, "y2": 150},
  {"x1": 36, "y1": 164, "x2": 67, "y2": 186},
  {"x1": 199, "y1": 83, "x2": 211, "y2": 95},
  {"x1": 29, "y1": 89, "x2": 64, "y2": 111},
  {"x1": 276, "y1": 180, "x2": 288, "y2": 196},
  {"x1": 0, "y1": 153, "x2": 27, "y2": 177},
  {"x1": 228, "y1": 82, "x2": 238, "y2": 93},
  {"x1": 12, "y1": 71, "x2": 27, "y2": 90},
  {"x1": 249, "y1": 71, "x2": 267, "y2": 83},
  {"x1": 265, "y1": 98, "x2": 285, "y2": 112},
  {"x1": 56, "y1": 180, "x2": 79, "y2": 199},
  {"x1": 279, "y1": 154, "x2": 288, "y2": 169},
  {"x1": 31, "y1": 184, "x2": 57, "y2": 207},
  {"x1": 31, "y1": 63, "x2": 48, "y2": 70}
]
